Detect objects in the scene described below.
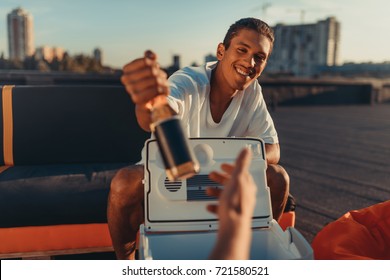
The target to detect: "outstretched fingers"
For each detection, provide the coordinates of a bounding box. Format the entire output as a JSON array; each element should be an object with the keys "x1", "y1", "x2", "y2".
[
  {"x1": 206, "y1": 185, "x2": 222, "y2": 215},
  {"x1": 233, "y1": 148, "x2": 252, "y2": 176},
  {"x1": 209, "y1": 170, "x2": 230, "y2": 186},
  {"x1": 206, "y1": 148, "x2": 254, "y2": 215}
]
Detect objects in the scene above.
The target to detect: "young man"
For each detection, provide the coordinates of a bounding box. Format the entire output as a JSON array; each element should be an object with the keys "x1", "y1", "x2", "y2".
[{"x1": 108, "y1": 17, "x2": 290, "y2": 260}]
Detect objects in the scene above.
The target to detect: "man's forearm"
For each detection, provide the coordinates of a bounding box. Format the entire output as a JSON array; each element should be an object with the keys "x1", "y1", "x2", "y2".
[
  {"x1": 135, "y1": 104, "x2": 152, "y2": 132},
  {"x1": 265, "y1": 143, "x2": 280, "y2": 164}
]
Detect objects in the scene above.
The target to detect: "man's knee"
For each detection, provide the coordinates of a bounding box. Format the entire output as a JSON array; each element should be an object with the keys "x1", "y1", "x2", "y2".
[
  {"x1": 266, "y1": 164, "x2": 290, "y2": 195},
  {"x1": 109, "y1": 165, "x2": 144, "y2": 207}
]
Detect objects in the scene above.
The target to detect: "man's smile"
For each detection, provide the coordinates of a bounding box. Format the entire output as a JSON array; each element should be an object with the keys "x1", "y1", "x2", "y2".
[{"x1": 234, "y1": 66, "x2": 251, "y2": 76}]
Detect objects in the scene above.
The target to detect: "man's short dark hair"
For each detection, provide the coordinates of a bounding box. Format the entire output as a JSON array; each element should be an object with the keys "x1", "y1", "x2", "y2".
[{"x1": 223, "y1": 18, "x2": 274, "y2": 54}]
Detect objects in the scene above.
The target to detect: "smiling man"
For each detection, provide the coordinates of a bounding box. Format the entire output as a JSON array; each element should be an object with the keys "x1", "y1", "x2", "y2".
[{"x1": 108, "y1": 17, "x2": 290, "y2": 260}]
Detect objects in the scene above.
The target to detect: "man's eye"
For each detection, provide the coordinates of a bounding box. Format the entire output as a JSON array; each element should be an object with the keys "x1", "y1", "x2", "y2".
[
  {"x1": 237, "y1": 48, "x2": 246, "y2": 53},
  {"x1": 255, "y1": 55, "x2": 266, "y2": 63}
]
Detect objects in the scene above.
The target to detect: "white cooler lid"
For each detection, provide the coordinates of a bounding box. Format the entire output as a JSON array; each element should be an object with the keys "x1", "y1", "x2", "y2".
[{"x1": 144, "y1": 137, "x2": 273, "y2": 232}]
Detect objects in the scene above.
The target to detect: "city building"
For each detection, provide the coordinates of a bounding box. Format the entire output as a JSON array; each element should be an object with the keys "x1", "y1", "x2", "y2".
[
  {"x1": 267, "y1": 17, "x2": 340, "y2": 76},
  {"x1": 165, "y1": 54, "x2": 181, "y2": 76},
  {"x1": 172, "y1": 54, "x2": 180, "y2": 69},
  {"x1": 35, "y1": 46, "x2": 65, "y2": 62},
  {"x1": 7, "y1": 7, "x2": 35, "y2": 61},
  {"x1": 205, "y1": 54, "x2": 217, "y2": 63},
  {"x1": 53, "y1": 47, "x2": 65, "y2": 61},
  {"x1": 318, "y1": 62, "x2": 390, "y2": 78},
  {"x1": 93, "y1": 48, "x2": 103, "y2": 64}
]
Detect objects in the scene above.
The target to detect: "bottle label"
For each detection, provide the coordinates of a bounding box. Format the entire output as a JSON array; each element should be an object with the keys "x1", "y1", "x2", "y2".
[{"x1": 154, "y1": 118, "x2": 194, "y2": 170}]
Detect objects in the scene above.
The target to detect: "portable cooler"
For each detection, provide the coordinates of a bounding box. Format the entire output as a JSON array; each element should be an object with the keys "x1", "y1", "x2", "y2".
[{"x1": 138, "y1": 137, "x2": 313, "y2": 260}]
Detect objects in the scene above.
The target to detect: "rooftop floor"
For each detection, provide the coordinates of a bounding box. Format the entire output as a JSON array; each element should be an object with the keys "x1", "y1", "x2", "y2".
[{"x1": 271, "y1": 103, "x2": 390, "y2": 243}]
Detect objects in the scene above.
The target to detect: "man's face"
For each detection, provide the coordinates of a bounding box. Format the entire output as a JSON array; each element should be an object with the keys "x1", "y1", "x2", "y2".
[{"x1": 217, "y1": 28, "x2": 271, "y2": 91}]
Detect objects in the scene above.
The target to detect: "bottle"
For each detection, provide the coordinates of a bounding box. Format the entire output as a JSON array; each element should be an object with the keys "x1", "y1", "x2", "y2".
[{"x1": 150, "y1": 95, "x2": 199, "y2": 181}]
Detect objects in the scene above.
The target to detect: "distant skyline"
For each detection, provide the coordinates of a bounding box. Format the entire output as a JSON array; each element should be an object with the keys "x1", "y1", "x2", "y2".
[{"x1": 1, "y1": 0, "x2": 389, "y2": 69}]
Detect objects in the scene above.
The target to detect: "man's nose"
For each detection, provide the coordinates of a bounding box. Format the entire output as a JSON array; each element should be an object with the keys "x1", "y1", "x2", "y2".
[
  {"x1": 250, "y1": 56, "x2": 256, "y2": 67},
  {"x1": 244, "y1": 55, "x2": 256, "y2": 67}
]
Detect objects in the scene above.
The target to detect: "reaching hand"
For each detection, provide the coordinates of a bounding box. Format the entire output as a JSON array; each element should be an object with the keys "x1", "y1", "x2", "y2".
[{"x1": 207, "y1": 148, "x2": 257, "y2": 260}]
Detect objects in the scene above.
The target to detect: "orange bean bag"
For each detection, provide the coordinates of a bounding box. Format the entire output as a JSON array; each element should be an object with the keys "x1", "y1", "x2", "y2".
[
  {"x1": 0, "y1": 224, "x2": 113, "y2": 258},
  {"x1": 312, "y1": 200, "x2": 390, "y2": 260}
]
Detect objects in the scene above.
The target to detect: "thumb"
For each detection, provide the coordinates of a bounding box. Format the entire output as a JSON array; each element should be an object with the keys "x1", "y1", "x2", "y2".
[{"x1": 144, "y1": 50, "x2": 157, "y2": 61}]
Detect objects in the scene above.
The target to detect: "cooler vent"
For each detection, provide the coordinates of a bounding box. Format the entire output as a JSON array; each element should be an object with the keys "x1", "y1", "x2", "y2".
[
  {"x1": 187, "y1": 174, "x2": 222, "y2": 201},
  {"x1": 164, "y1": 178, "x2": 182, "y2": 192}
]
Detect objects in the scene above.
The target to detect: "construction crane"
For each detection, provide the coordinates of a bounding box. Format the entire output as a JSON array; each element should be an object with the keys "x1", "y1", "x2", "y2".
[
  {"x1": 286, "y1": 8, "x2": 306, "y2": 24},
  {"x1": 251, "y1": 2, "x2": 272, "y2": 20},
  {"x1": 262, "y1": 2, "x2": 272, "y2": 17}
]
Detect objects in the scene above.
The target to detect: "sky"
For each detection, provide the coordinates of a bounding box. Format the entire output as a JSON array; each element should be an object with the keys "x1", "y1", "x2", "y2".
[{"x1": 1, "y1": 0, "x2": 389, "y2": 69}]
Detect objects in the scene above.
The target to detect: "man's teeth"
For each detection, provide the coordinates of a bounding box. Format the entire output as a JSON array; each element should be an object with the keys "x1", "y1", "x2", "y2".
[{"x1": 236, "y1": 68, "x2": 249, "y2": 76}]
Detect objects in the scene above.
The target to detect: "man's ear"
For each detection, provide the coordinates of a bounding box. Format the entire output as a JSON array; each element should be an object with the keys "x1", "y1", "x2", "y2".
[{"x1": 217, "y1": 43, "x2": 225, "y2": 60}]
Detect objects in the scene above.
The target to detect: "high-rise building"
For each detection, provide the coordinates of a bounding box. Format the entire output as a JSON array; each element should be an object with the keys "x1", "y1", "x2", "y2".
[
  {"x1": 35, "y1": 46, "x2": 65, "y2": 62},
  {"x1": 172, "y1": 54, "x2": 180, "y2": 69},
  {"x1": 53, "y1": 47, "x2": 65, "y2": 61},
  {"x1": 165, "y1": 54, "x2": 180, "y2": 75},
  {"x1": 267, "y1": 17, "x2": 340, "y2": 76},
  {"x1": 93, "y1": 48, "x2": 103, "y2": 64},
  {"x1": 7, "y1": 7, "x2": 35, "y2": 61}
]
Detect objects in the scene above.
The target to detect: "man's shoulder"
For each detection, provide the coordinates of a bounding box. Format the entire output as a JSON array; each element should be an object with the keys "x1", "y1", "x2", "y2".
[
  {"x1": 170, "y1": 63, "x2": 214, "y2": 86},
  {"x1": 242, "y1": 79, "x2": 262, "y2": 99}
]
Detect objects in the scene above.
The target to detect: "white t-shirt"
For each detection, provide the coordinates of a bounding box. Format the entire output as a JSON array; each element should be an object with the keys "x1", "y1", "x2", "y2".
[
  {"x1": 139, "y1": 62, "x2": 278, "y2": 164},
  {"x1": 167, "y1": 61, "x2": 278, "y2": 143}
]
